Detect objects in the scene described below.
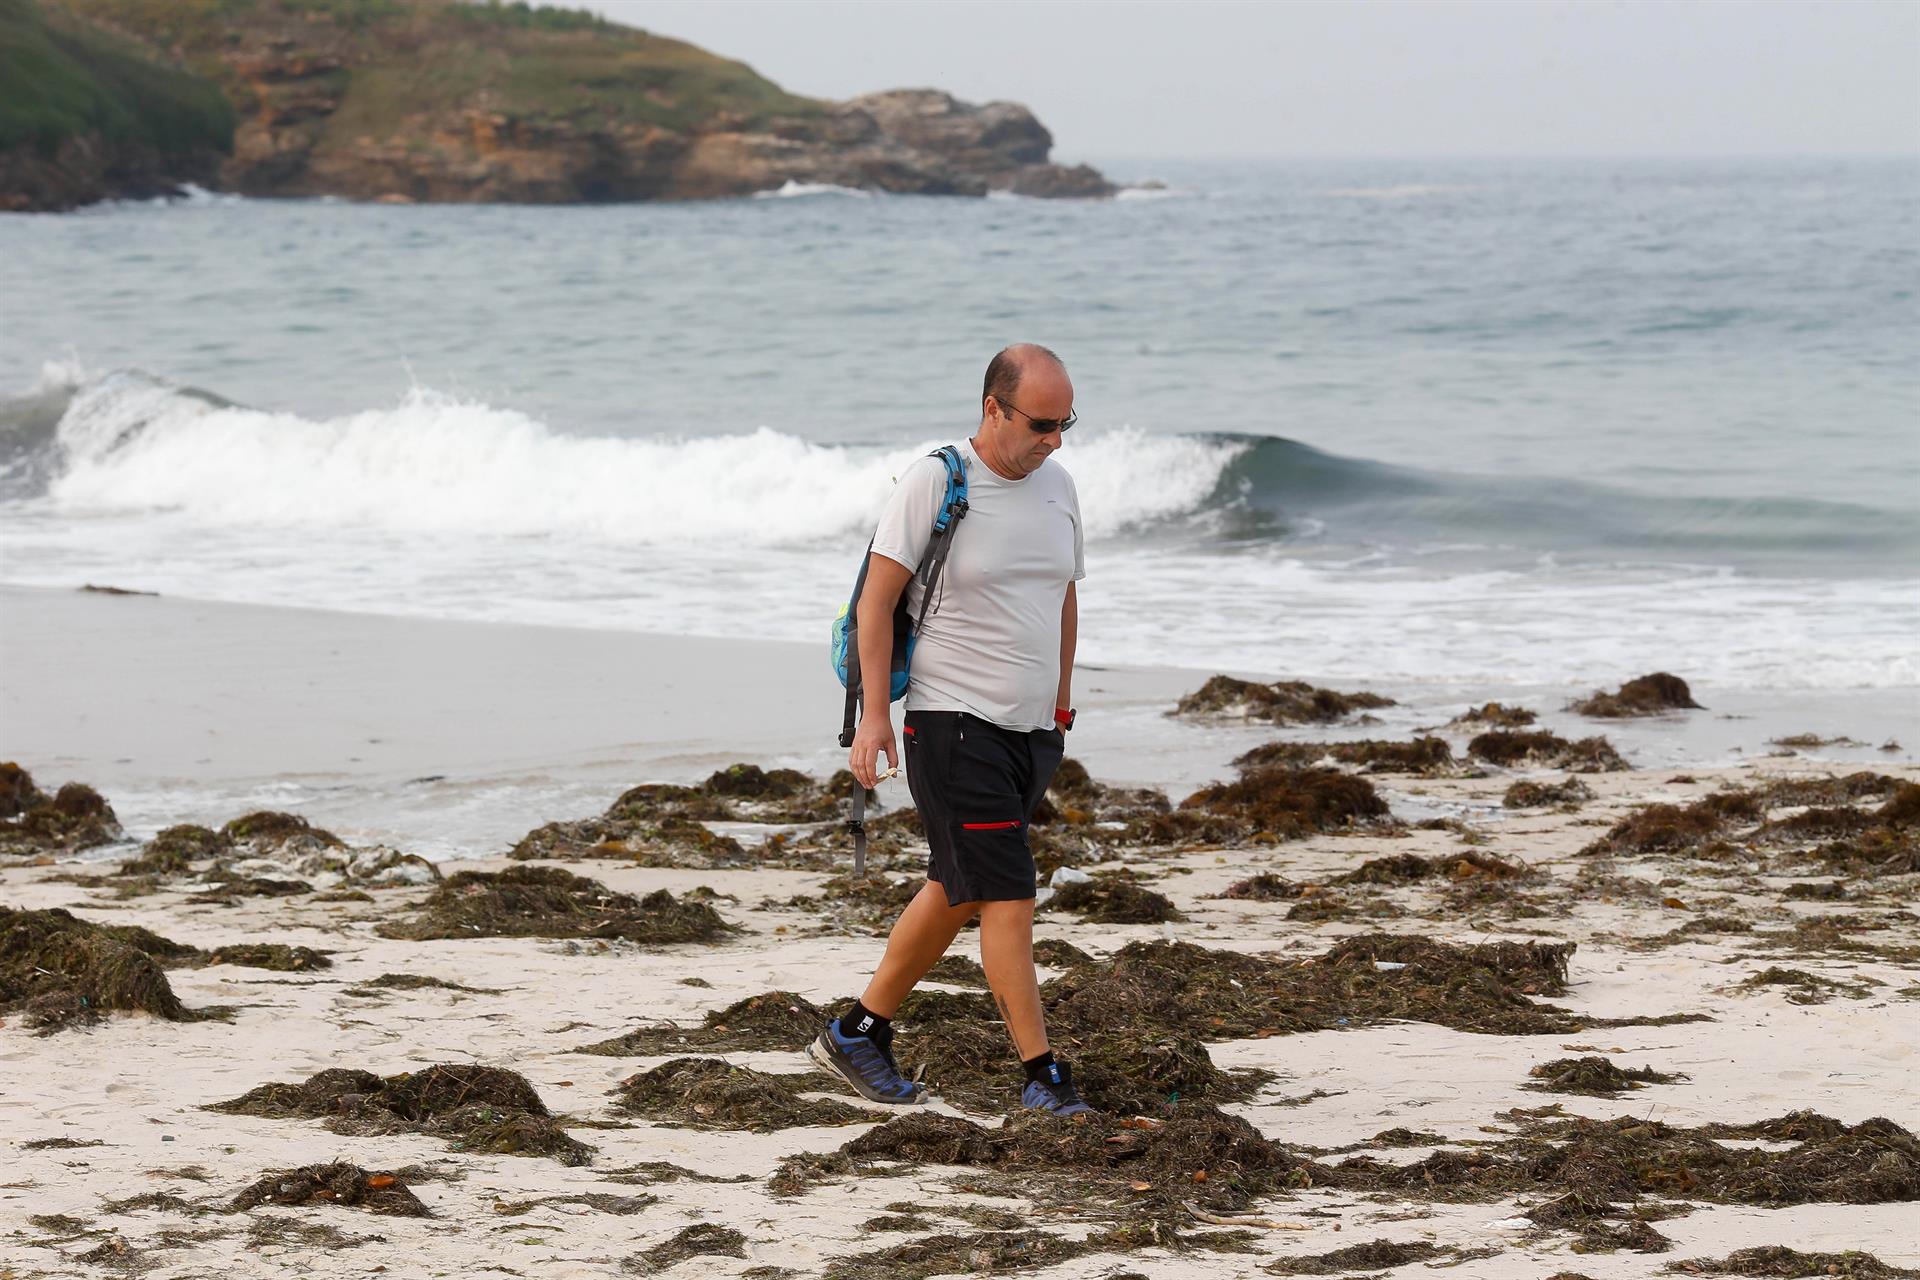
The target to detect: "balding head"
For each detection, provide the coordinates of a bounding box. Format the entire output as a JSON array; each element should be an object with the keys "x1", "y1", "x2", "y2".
[
  {"x1": 976, "y1": 343, "x2": 1074, "y2": 479},
  {"x1": 982, "y1": 344, "x2": 1068, "y2": 414}
]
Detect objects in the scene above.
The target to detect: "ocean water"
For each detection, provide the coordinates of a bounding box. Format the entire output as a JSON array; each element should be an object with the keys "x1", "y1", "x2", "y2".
[{"x1": 3, "y1": 157, "x2": 1917, "y2": 692}]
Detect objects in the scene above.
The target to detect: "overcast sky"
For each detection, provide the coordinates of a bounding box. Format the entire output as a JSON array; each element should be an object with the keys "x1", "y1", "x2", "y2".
[{"x1": 579, "y1": 0, "x2": 1919, "y2": 161}]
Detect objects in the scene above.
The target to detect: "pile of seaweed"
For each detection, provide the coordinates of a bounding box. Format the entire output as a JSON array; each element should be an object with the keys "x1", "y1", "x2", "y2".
[
  {"x1": 86, "y1": 811, "x2": 438, "y2": 900},
  {"x1": 1045, "y1": 870, "x2": 1184, "y2": 924},
  {"x1": 822, "y1": 1229, "x2": 1095, "y2": 1280},
  {"x1": 1173, "y1": 676, "x2": 1395, "y2": 724},
  {"x1": 1506, "y1": 777, "x2": 1596, "y2": 809},
  {"x1": 0, "y1": 905, "x2": 213, "y2": 1032},
  {"x1": 1583, "y1": 774, "x2": 1917, "y2": 878},
  {"x1": 882, "y1": 935, "x2": 1671, "y2": 1113},
  {"x1": 0, "y1": 764, "x2": 124, "y2": 858},
  {"x1": 1335, "y1": 850, "x2": 1534, "y2": 886},
  {"x1": 625, "y1": 1224, "x2": 748, "y2": 1273},
  {"x1": 229, "y1": 1163, "x2": 430, "y2": 1216},
  {"x1": 1525, "y1": 1056, "x2": 1686, "y2": 1097},
  {"x1": 577, "y1": 991, "x2": 830, "y2": 1056},
  {"x1": 1316, "y1": 1108, "x2": 1920, "y2": 1219},
  {"x1": 780, "y1": 872, "x2": 924, "y2": 935},
  {"x1": 207, "y1": 1063, "x2": 592, "y2": 1165},
  {"x1": 1036, "y1": 758, "x2": 1170, "y2": 827},
  {"x1": 1451, "y1": 702, "x2": 1538, "y2": 728},
  {"x1": 614, "y1": 1058, "x2": 868, "y2": 1132},
  {"x1": 1660, "y1": 1246, "x2": 1919, "y2": 1277},
  {"x1": 1234, "y1": 736, "x2": 1460, "y2": 777},
  {"x1": 510, "y1": 764, "x2": 862, "y2": 867},
  {"x1": 776, "y1": 1101, "x2": 1306, "y2": 1233},
  {"x1": 374, "y1": 865, "x2": 734, "y2": 943},
  {"x1": 1468, "y1": 731, "x2": 1628, "y2": 772},
  {"x1": 1161, "y1": 766, "x2": 1392, "y2": 846},
  {"x1": 1571, "y1": 672, "x2": 1704, "y2": 718}
]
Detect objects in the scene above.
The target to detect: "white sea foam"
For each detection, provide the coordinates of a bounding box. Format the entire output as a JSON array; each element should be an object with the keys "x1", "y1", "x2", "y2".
[
  {"x1": 45, "y1": 372, "x2": 1240, "y2": 545},
  {"x1": 753, "y1": 180, "x2": 875, "y2": 199}
]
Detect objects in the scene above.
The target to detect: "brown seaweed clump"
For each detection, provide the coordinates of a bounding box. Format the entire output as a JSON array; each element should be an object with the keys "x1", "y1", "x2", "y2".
[
  {"x1": 1235, "y1": 736, "x2": 1457, "y2": 776},
  {"x1": 626, "y1": 1224, "x2": 748, "y2": 1273},
  {"x1": 1506, "y1": 777, "x2": 1597, "y2": 808},
  {"x1": 1469, "y1": 731, "x2": 1628, "y2": 772},
  {"x1": 1451, "y1": 702, "x2": 1538, "y2": 728},
  {"x1": 512, "y1": 765, "x2": 860, "y2": 866},
  {"x1": 1216, "y1": 873, "x2": 1316, "y2": 901},
  {"x1": 375, "y1": 865, "x2": 734, "y2": 944},
  {"x1": 1732, "y1": 967, "x2": 1877, "y2": 1005},
  {"x1": 1046, "y1": 872, "x2": 1185, "y2": 924},
  {"x1": 1660, "y1": 1246, "x2": 1920, "y2": 1277},
  {"x1": 1571, "y1": 673, "x2": 1704, "y2": 718},
  {"x1": 1176, "y1": 766, "x2": 1391, "y2": 841},
  {"x1": 118, "y1": 823, "x2": 230, "y2": 877},
  {"x1": 822, "y1": 1230, "x2": 1092, "y2": 1280},
  {"x1": 1038, "y1": 757, "x2": 1171, "y2": 826},
  {"x1": 1173, "y1": 675, "x2": 1395, "y2": 724},
  {"x1": 229, "y1": 1163, "x2": 431, "y2": 1216},
  {"x1": 0, "y1": 906, "x2": 216, "y2": 1033},
  {"x1": 205, "y1": 943, "x2": 331, "y2": 971},
  {"x1": 782, "y1": 872, "x2": 923, "y2": 935},
  {"x1": 0, "y1": 766, "x2": 124, "y2": 857},
  {"x1": 578, "y1": 991, "x2": 830, "y2": 1056},
  {"x1": 1336, "y1": 850, "x2": 1532, "y2": 885},
  {"x1": 207, "y1": 1063, "x2": 592, "y2": 1165},
  {"x1": 614, "y1": 1058, "x2": 869, "y2": 1132},
  {"x1": 1525, "y1": 1056, "x2": 1685, "y2": 1097},
  {"x1": 783, "y1": 1101, "x2": 1303, "y2": 1231},
  {"x1": 1265, "y1": 1240, "x2": 1494, "y2": 1274}
]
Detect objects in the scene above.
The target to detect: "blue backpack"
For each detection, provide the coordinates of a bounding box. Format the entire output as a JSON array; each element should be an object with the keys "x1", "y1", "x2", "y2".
[{"x1": 833, "y1": 444, "x2": 970, "y2": 751}]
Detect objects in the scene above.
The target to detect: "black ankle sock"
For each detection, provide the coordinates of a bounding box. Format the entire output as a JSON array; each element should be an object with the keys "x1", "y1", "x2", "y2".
[
  {"x1": 843, "y1": 1000, "x2": 890, "y2": 1042},
  {"x1": 1022, "y1": 1050, "x2": 1059, "y2": 1085}
]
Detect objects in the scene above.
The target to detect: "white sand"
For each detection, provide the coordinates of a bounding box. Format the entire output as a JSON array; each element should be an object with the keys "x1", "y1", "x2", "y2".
[{"x1": 3, "y1": 583, "x2": 1918, "y2": 1278}]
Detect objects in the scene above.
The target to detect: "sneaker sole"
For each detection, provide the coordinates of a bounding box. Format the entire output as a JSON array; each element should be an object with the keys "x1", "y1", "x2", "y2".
[{"x1": 806, "y1": 1035, "x2": 928, "y2": 1106}]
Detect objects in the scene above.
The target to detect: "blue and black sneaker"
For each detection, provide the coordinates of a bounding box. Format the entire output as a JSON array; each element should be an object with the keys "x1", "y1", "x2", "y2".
[
  {"x1": 1021, "y1": 1060, "x2": 1093, "y2": 1118},
  {"x1": 807, "y1": 1017, "x2": 926, "y2": 1105}
]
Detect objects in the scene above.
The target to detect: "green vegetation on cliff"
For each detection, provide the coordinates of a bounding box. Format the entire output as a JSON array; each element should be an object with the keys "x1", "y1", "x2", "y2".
[
  {"x1": 0, "y1": 0, "x2": 232, "y2": 156},
  {"x1": 58, "y1": 0, "x2": 823, "y2": 136}
]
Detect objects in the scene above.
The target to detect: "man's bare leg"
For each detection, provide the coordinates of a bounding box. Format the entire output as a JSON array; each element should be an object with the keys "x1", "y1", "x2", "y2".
[
  {"x1": 858, "y1": 880, "x2": 981, "y2": 1016},
  {"x1": 979, "y1": 898, "x2": 1048, "y2": 1059}
]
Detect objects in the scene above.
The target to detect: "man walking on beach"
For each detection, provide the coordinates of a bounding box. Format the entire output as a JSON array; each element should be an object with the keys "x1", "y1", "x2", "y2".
[{"x1": 810, "y1": 343, "x2": 1089, "y2": 1116}]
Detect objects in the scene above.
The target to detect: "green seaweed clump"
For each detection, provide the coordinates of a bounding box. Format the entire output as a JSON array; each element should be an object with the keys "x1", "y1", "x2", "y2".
[
  {"x1": 1659, "y1": 1246, "x2": 1919, "y2": 1277},
  {"x1": 376, "y1": 864, "x2": 734, "y2": 943}
]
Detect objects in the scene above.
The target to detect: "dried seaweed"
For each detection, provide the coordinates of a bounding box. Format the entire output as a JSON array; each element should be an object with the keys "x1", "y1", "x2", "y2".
[
  {"x1": 0, "y1": 906, "x2": 224, "y2": 1033},
  {"x1": 614, "y1": 1058, "x2": 869, "y2": 1131},
  {"x1": 1451, "y1": 702, "x2": 1538, "y2": 728},
  {"x1": 822, "y1": 1230, "x2": 1090, "y2": 1280},
  {"x1": 624, "y1": 1224, "x2": 748, "y2": 1273},
  {"x1": 1661, "y1": 1247, "x2": 1920, "y2": 1277},
  {"x1": 376, "y1": 865, "x2": 734, "y2": 943},
  {"x1": 577, "y1": 990, "x2": 830, "y2": 1055},
  {"x1": 229, "y1": 1163, "x2": 430, "y2": 1216},
  {"x1": 1047, "y1": 873, "x2": 1184, "y2": 923},
  {"x1": 1525, "y1": 1056, "x2": 1685, "y2": 1097},
  {"x1": 1506, "y1": 777, "x2": 1596, "y2": 808},
  {"x1": 207, "y1": 1063, "x2": 592, "y2": 1165}
]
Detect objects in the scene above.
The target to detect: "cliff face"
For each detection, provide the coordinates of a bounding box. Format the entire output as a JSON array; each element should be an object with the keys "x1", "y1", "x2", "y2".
[
  {"x1": 14, "y1": 0, "x2": 1109, "y2": 208},
  {"x1": 0, "y1": 0, "x2": 232, "y2": 211}
]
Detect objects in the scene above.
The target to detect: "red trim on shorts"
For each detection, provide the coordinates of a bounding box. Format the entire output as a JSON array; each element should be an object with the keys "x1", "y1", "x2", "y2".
[{"x1": 961, "y1": 820, "x2": 1023, "y2": 831}]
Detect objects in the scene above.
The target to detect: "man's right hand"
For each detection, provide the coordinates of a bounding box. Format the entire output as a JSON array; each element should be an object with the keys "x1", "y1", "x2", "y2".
[{"x1": 849, "y1": 716, "x2": 898, "y2": 790}]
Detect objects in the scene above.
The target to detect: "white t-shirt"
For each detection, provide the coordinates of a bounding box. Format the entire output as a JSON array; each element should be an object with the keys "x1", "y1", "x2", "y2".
[{"x1": 869, "y1": 438, "x2": 1085, "y2": 731}]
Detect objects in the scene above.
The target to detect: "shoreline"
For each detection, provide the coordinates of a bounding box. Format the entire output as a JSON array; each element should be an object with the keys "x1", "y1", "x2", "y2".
[{"x1": 3, "y1": 580, "x2": 1913, "y2": 859}]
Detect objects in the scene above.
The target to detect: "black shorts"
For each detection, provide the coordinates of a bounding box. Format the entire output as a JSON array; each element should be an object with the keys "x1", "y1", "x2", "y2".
[{"x1": 903, "y1": 709, "x2": 1065, "y2": 907}]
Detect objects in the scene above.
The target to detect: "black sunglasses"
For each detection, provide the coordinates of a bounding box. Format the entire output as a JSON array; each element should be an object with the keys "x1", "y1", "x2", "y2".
[{"x1": 991, "y1": 396, "x2": 1077, "y2": 434}]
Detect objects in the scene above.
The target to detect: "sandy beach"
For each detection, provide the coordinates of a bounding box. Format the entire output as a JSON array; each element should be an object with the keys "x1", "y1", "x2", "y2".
[{"x1": 4, "y1": 584, "x2": 1918, "y2": 1280}]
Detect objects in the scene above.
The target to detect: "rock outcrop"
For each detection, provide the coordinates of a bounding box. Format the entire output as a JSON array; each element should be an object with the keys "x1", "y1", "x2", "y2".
[{"x1": 6, "y1": 0, "x2": 1109, "y2": 210}]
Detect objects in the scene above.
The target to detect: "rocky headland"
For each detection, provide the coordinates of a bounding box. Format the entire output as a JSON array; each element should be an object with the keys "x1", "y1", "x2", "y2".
[{"x1": 2, "y1": 0, "x2": 1112, "y2": 211}]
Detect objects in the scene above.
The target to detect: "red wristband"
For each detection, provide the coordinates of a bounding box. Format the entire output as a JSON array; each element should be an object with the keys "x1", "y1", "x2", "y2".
[{"x1": 1054, "y1": 707, "x2": 1075, "y2": 729}]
